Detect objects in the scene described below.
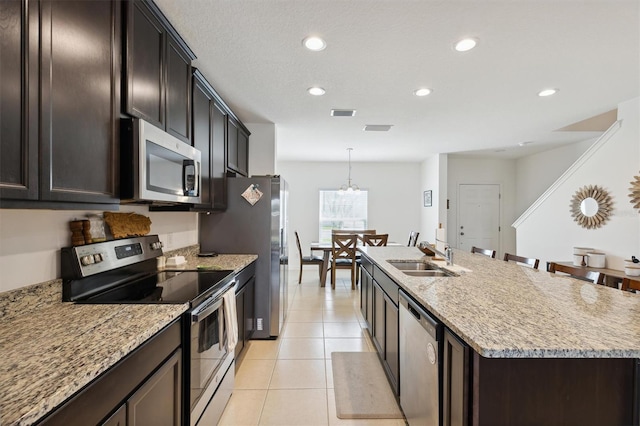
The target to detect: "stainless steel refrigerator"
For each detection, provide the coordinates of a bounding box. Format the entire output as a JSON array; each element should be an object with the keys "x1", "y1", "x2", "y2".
[{"x1": 199, "y1": 176, "x2": 288, "y2": 339}]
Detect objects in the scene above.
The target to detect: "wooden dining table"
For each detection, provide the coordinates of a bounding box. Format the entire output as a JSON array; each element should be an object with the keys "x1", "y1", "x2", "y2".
[
  {"x1": 309, "y1": 242, "x2": 333, "y2": 287},
  {"x1": 310, "y1": 240, "x2": 403, "y2": 287}
]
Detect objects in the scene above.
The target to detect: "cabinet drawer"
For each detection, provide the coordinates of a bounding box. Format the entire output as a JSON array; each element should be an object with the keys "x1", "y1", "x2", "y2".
[
  {"x1": 373, "y1": 265, "x2": 399, "y2": 305},
  {"x1": 360, "y1": 254, "x2": 374, "y2": 276}
]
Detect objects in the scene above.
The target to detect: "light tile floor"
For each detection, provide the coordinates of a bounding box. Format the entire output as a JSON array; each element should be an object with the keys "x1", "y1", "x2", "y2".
[{"x1": 218, "y1": 270, "x2": 407, "y2": 426}]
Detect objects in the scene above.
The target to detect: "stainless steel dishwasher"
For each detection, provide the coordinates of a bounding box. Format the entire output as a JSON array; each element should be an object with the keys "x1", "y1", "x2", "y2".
[{"x1": 399, "y1": 289, "x2": 441, "y2": 426}]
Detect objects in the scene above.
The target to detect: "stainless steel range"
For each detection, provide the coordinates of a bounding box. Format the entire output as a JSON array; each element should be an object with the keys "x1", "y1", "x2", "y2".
[{"x1": 61, "y1": 235, "x2": 237, "y2": 425}]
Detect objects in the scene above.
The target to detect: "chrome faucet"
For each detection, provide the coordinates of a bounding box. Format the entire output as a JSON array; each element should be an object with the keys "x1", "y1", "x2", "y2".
[{"x1": 445, "y1": 246, "x2": 454, "y2": 266}]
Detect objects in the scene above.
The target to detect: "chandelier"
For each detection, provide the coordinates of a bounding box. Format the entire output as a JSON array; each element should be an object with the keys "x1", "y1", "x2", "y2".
[{"x1": 338, "y1": 148, "x2": 360, "y2": 194}]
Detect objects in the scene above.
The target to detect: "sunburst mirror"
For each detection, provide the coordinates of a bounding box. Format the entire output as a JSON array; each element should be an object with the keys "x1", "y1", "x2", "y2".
[
  {"x1": 630, "y1": 172, "x2": 640, "y2": 212},
  {"x1": 570, "y1": 185, "x2": 614, "y2": 229}
]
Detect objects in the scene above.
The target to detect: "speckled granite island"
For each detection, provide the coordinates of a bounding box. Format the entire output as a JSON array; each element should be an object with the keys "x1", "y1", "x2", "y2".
[
  {"x1": 359, "y1": 246, "x2": 640, "y2": 426},
  {"x1": 0, "y1": 252, "x2": 256, "y2": 426}
]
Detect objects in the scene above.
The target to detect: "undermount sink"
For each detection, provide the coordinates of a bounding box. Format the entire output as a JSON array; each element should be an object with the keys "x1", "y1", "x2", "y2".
[
  {"x1": 402, "y1": 270, "x2": 451, "y2": 277},
  {"x1": 388, "y1": 260, "x2": 456, "y2": 277}
]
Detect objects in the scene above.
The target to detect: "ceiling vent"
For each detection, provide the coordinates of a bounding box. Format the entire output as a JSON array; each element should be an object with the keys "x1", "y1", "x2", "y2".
[
  {"x1": 331, "y1": 109, "x2": 356, "y2": 117},
  {"x1": 363, "y1": 125, "x2": 393, "y2": 132}
]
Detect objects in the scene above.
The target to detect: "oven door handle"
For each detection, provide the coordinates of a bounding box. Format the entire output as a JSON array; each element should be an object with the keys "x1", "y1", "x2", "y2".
[
  {"x1": 191, "y1": 297, "x2": 224, "y2": 323},
  {"x1": 190, "y1": 283, "x2": 235, "y2": 323}
]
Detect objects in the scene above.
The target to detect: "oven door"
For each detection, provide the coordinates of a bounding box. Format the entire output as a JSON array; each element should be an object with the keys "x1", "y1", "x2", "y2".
[{"x1": 189, "y1": 289, "x2": 234, "y2": 424}]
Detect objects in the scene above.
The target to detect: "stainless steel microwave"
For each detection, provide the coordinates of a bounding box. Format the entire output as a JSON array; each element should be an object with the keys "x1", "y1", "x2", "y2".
[{"x1": 120, "y1": 118, "x2": 201, "y2": 204}]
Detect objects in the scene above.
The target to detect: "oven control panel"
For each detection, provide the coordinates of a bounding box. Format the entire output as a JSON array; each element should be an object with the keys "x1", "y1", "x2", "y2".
[{"x1": 61, "y1": 235, "x2": 164, "y2": 278}]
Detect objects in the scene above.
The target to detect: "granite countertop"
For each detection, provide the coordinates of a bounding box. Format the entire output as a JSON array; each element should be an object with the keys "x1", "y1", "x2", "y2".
[
  {"x1": 360, "y1": 246, "x2": 640, "y2": 358},
  {"x1": 163, "y1": 253, "x2": 258, "y2": 273},
  {"x1": 0, "y1": 252, "x2": 257, "y2": 426},
  {"x1": 0, "y1": 302, "x2": 188, "y2": 426}
]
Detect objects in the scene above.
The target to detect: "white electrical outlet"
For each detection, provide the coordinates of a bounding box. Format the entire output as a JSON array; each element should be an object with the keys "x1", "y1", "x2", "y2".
[{"x1": 257, "y1": 318, "x2": 263, "y2": 331}]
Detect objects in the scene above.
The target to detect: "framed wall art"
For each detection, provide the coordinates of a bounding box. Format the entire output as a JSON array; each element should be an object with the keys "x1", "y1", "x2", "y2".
[{"x1": 423, "y1": 190, "x2": 432, "y2": 207}]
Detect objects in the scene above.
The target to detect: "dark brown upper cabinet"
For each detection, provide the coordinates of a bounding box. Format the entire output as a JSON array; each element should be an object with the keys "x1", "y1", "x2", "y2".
[
  {"x1": 190, "y1": 69, "x2": 229, "y2": 211},
  {"x1": 227, "y1": 117, "x2": 249, "y2": 177},
  {"x1": 125, "y1": 0, "x2": 195, "y2": 144},
  {"x1": 1, "y1": 0, "x2": 120, "y2": 207},
  {"x1": 0, "y1": 0, "x2": 39, "y2": 201}
]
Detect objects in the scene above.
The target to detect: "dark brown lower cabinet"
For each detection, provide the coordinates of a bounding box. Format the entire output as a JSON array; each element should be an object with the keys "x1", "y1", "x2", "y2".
[
  {"x1": 372, "y1": 281, "x2": 385, "y2": 354},
  {"x1": 102, "y1": 405, "x2": 126, "y2": 426},
  {"x1": 371, "y1": 279, "x2": 399, "y2": 395},
  {"x1": 234, "y1": 262, "x2": 256, "y2": 361},
  {"x1": 359, "y1": 265, "x2": 373, "y2": 329},
  {"x1": 472, "y1": 355, "x2": 636, "y2": 426},
  {"x1": 383, "y1": 293, "x2": 399, "y2": 393},
  {"x1": 125, "y1": 349, "x2": 182, "y2": 426},
  {"x1": 102, "y1": 349, "x2": 182, "y2": 426},
  {"x1": 443, "y1": 329, "x2": 470, "y2": 426}
]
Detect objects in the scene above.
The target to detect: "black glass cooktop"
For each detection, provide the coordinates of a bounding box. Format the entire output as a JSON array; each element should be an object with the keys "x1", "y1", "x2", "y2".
[{"x1": 80, "y1": 270, "x2": 234, "y2": 306}]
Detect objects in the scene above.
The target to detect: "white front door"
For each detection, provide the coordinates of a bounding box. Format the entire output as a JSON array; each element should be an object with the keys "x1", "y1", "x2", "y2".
[{"x1": 457, "y1": 184, "x2": 500, "y2": 254}]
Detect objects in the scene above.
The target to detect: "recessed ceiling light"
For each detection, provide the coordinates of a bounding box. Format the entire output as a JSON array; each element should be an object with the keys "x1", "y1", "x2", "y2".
[
  {"x1": 308, "y1": 87, "x2": 325, "y2": 96},
  {"x1": 538, "y1": 88, "x2": 558, "y2": 97},
  {"x1": 414, "y1": 88, "x2": 432, "y2": 97},
  {"x1": 454, "y1": 38, "x2": 478, "y2": 52},
  {"x1": 303, "y1": 36, "x2": 326, "y2": 51}
]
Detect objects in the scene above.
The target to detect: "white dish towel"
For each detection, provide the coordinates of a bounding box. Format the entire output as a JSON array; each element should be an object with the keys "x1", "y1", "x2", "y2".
[{"x1": 223, "y1": 289, "x2": 238, "y2": 352}]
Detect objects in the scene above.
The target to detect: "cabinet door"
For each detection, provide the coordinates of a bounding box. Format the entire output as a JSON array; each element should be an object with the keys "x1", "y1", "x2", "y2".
[
  {"x1": 101, "y1": 405, "x2": 126, "y2": 426},
  {"x1": 39, "y1": 0, "x2": 120, "y2": 203},
  {"x1": 165, "y1": 33, "x2": 191, "y2": 143},
  {"x1": 359, "y1": 267, "x2": 373, "y2": 331},
  {"x1": 235, "y1": 285, "x2": 245, "y2": 359},
  {"x1": 244, "y1": 276, "x2": 255, "y2": 341},
  {"x1": 192, "y1": 72, "x2": 213, "y2": 209},
  {"x1": 211, "y1": 101, "x2": 228, "y2": 209},
  {"x1": 227, "y1": 117, "x2": 239, "y2": 172},
  {"x1": 125, "y1": 0, "x2": 164, "y2": 129},
  {"x1": 384, "y1": 295, "x2": 400, "y2": 395},
  {"x1": 372, "y1": 281, "x2": 385, "y2": 355},
  {"x1": 0, "y1": 0, "x2": 38, "y2": 201},
  {"x1": 443, "y1": 329, "x2": 469, "y2": 426},
  {"x1": 237, "y1": 127, "x2": 249, "y2": 176},
  {"x1": 127, "y1": 349, "x2": 182, "y2": 426},
  {"x1": 384, "y1": 294, "x2": 399, "y2": 395}
]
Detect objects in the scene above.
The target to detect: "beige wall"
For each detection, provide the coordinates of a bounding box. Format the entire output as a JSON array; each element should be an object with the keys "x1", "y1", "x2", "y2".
[{"x1": 0, "y1": 206, "x2": 198, "y2": 292}]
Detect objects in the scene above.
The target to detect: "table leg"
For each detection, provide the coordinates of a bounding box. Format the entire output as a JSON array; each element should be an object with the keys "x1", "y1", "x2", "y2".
[{"x1": 320, "y1": 251, "x2": 330, "y2": 287}]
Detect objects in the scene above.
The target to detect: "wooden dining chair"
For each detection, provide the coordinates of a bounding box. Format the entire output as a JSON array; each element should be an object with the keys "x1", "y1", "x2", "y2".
[
  {"x1": 503, "y1": 253, "x2": 540, "y2": 269},
  {"x1": 621, "y1": 277, "x2": 640, "y2": 292},
  {"x1": 547, "y1": 262, "x2": 605, "y2": 285},
  {"x1": 471, "y1": 246, "x2": 496, "y2": 258},
  {"x1": 362, "y1": 233, "x2": 389, "y2": 247},
  {"x1": 331, "y1": 233, "x2": 358, "y2": 290},
  {"x1": 332, "y1": 229, "x2": 376, "y2": 235},
  {"x1": 294, "y1": 231, "x2": 324, "y2": 284},
  {"x1": 332, "y1": 229, "x2": 376, "y2": 245},
  {"x1": 407, "y1": 231, "x2": 419, "y2": 247}
]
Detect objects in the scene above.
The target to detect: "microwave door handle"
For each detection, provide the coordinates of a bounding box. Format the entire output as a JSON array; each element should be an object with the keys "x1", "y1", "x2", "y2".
[{"x1": 182, "y1": 159, "x2": 195, "y2": 196}]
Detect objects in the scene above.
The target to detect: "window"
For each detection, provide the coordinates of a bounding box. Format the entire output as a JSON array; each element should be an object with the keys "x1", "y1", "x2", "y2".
[{"x1": 319, "y1": 190, "x2": 368, "y2": 243}]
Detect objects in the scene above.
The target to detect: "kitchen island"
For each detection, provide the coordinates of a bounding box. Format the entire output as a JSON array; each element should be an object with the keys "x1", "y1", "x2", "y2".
[{"x1": 359, "y1": 246, "x2": 640, "y2": 426}]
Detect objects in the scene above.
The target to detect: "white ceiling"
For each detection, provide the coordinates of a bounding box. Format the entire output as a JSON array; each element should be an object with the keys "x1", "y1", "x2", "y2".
[{"x1": 154, "y1": 0, "x2": 639, "y2": 162}]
